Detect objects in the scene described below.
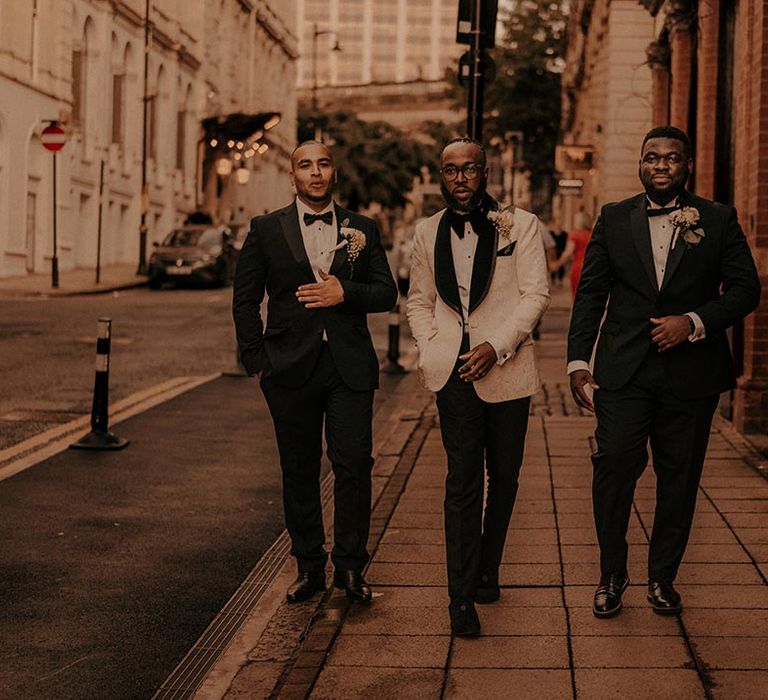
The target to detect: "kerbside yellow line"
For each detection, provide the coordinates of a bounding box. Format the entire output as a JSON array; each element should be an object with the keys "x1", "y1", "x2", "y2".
[{"x1": 0, "y1": 373, "x2": 220, "y2": 482}]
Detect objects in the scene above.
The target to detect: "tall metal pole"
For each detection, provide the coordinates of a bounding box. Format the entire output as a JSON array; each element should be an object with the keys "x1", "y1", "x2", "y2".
[
  {"x1": 96, "y1": 158, "x2": 105, "y2": 284},
  {"x1": 312, "y1": 23, "x2": 319, "y2": 113},
  {"x1": 466, "y1": 0, "x2": 485, "y2": 141},
  {"x1": 51, "y1": 151, "x2": 59, "y2": 288},
  {"x1": 137, "y1": 0, "x2": 150, "y2": 275}
]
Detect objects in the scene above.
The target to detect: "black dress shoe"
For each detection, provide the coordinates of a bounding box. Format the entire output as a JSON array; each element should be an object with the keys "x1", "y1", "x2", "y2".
[
  {"x1": 647, "y1": 581, "x2": 682, "y2": 615},
  {"x1": 592, "y1": 572, "x2": 629, "y2": 618},
  {"x1": 286, "y1": 571, "x2": 326, "y2": 603},
  {"x1": 475, "y1": 572, "x2": 500, "y2": 604},
  {"x1": 449, "y1": 601, "x2": 481, "y2": 637},
  {"x1": 333, "y1": 570, "x2": 373, "y2": 602}
]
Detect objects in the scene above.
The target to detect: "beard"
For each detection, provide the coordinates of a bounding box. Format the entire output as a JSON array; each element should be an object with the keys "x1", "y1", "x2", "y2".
[
  {"x1": 639, "y1": 168, "x2": 689, "y2": 205},
  {"x1": 441, "y1": 178, "x2": 487, "y2": 213}
]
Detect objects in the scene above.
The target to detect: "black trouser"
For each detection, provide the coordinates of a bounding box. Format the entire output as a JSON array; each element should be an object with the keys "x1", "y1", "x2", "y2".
[
  {"x1": 435, "y1": 350, "x2": 530, "y2": 603},
  {"x1": 593, "y1": 349, "x2": 719, "y2": 583},
  {"x1": 261, "y1": 343, "x2": 374, "y2": 573}
]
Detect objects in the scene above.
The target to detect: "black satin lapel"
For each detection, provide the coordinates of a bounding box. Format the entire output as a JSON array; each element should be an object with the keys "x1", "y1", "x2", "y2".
[
  {"x1": 434, "y1": 211, "x2": 462, "y2": 315},
  {"x1": 660, "y1": 234, "x2": 687, "y2": 292},
  {"x1": 629, "y1": 196, "x2": 659, "y2": 293},
  {"x1": 279, "y1": 205, "x2": 314, "y2": 279},
  {"x1": 329, "y1": 204, "x2": 348, "y2": 276},
  {"x1": 468, "y1": 216, "x2": 498, "y2": 313}
]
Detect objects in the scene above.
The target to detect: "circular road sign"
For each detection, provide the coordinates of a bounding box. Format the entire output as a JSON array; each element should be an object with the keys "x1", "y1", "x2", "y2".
[{"x1": 41, "y1": 123, "x2": 66, "y2": 152}]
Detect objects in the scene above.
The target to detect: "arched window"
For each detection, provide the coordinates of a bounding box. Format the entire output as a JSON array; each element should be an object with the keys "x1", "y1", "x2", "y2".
[
  {"x1": 176, "y1": 83, "x2": 192, "y2": 173},
  {"x1": 111, "y1": 33, "x2": 125, "y2": 146},
  {"x1": 148, "y1": 65, "x2": 165, "y2": 162},
  {"x1": 72, "y1": 18, "x2": 94, "y2": 129}
]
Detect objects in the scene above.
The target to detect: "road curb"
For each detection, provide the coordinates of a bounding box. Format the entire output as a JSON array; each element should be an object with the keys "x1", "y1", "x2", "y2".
[
  {"x1": 0, "y1": 373, "x2": 219, "y2": 482},
  {"x1": 0, "y1": 279, "x2": 148, "y2": 299}
]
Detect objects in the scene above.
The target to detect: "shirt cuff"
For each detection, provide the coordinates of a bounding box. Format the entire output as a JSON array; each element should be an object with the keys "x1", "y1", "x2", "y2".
[
  {"x1": 567, "y1": 360, "x2": 591, "y2": 374},
  {"x1": 486, "y1": 337, "x2": 511, "y2": 366},
  {"x1": 685, "y1": 312, "x2": 706, "y2": 342}
]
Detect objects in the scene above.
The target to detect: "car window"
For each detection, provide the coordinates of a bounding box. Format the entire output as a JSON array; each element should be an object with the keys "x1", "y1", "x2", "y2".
[{"x1": 162, "y1": 228, "x2": 222, "y2": 247}]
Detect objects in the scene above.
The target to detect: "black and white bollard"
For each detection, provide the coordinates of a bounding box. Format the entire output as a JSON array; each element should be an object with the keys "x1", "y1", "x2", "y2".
[
  {"x1": 70, "y1": 317, "x2": 129, "y2": 450},
  {"x1": 382, "y1": 302, "x2": 406, "y2": 374}
]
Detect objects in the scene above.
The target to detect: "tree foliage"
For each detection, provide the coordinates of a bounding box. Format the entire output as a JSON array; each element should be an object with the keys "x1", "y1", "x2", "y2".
[
  {"x1": 450, "y1": 0, "x2": 567, "y2": 188},
  {"x1": 298, "y1": 110, "x2": 447, "y2": 211}
]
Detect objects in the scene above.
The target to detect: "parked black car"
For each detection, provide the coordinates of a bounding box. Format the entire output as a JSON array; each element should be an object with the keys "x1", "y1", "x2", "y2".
[{"x1": 148, "y1": 225, "x2": 238, "y2": 289}]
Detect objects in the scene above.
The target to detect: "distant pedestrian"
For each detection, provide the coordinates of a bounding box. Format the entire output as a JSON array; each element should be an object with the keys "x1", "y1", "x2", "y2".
[
  {"x1": 552, "y1": 227, "x2": 568, "y2": 285},
  {"x1": 407, "y1": 137, "x2": 550, "y2": 636},
  {"x1": 551, "y1": 211, "x2": 593, "y2": 299},
  {"x1": 567, "y1": 126, "x2": 760, "y2": 619},
  {"x1": 233, "y1": 141, "x2": 397, "y2": 604}
]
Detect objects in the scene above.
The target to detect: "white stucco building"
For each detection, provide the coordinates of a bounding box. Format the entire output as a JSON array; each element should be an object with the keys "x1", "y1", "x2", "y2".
[{"x1": 0, "y1": 0, "x2": 297, "y2": 279}]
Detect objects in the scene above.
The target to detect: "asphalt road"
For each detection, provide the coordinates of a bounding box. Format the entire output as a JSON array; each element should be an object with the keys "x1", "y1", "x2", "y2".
[
  {"x1": 0, "y1": 286, "x2": 410, "y2": 699},
  {"x1": 0, "y1": 287, "x2": 239, "y2": 450}
]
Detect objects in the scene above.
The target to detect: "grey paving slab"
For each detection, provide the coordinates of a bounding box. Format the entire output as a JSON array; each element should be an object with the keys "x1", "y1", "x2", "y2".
[
  {"x1": 326, "y1": 634, "x2": 450, "y2": 668},
  {"x1": 311, "y1": 667, "x2": 444, "y2": 699},
  {"x1": 683, "y1": 609, "x2": 768, "y2": 637},
  {"x1": 571, "y1": 635, "x2": 691, "y2": 668},
  {"x1": 445, "y1": 669, "x2": 572, "y2": 699},
  {"x1": 568, "y1": 607, "x2": 680, "y2": 636},
  {"x1": 450, "y1": 635, "x2": 570, "y2": 669},
  {"x1": 477, "y1": 606, "x2": 568, "y2": 636},
  {"x1": 367, "y1": 561, "x2": 446, "y2": 586},
  {"x1": 575, "y1": 669, "x2": 705, "y2": 699},
  {"x1": 342, "y1": 604, "x2": 450, "y2": 636},
  {"x1": 692, "y1": 637, "x2": 768, "y2": 670},
  {"x1": 710, "y1": 670, "x2": 768, "y2": 699}
]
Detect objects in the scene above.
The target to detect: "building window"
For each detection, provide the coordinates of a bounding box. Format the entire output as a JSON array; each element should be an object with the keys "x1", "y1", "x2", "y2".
[
  {"x1": 147, "y1": 94, "x2": 157, "y2": 160},
  {"x1": 72, "y1": 50, "x2": 85, "y2": 126},
  {"x1": 176, "y1": 110, "x2": 186, "y2": 172},
  {"x1": 112, "y1": 73, "x2": 124, "y2": 145}
]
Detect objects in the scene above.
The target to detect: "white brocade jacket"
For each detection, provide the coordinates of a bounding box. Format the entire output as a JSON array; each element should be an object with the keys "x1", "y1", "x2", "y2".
[{"x1": 406, "y1": 205, "x2": 550, "y2": 403}]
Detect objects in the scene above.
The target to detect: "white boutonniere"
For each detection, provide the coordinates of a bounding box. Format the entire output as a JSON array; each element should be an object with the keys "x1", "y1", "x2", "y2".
[
  {"x1": 487, "y1": 207, "x2": 516, "y2": 241},
  {"x1": 670, "y1": 207, "x2": 705, "y2": 248},
  {"x1": 330, "y1": 218, "x2": 366, "y2": 264}
]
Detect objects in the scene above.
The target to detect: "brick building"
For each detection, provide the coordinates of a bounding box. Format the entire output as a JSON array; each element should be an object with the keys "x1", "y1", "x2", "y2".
[
  {"x1": 559, "y1": 1, "x2": 656, "y2": 228},
  {"x1": 638, "y1": 0, "x2": 768, "y2": 436},
  {"x1": 0, "y1": 0, "x2": 297, "y2": 280}
]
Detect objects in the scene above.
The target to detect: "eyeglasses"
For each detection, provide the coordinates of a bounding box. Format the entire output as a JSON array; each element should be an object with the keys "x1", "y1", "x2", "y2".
[
  {"x1": 440, "y1": 163, "x2": 484, "y2": 181},
  {"x1": 642, "y1": 153, "x2": 685, "y2": 165}
]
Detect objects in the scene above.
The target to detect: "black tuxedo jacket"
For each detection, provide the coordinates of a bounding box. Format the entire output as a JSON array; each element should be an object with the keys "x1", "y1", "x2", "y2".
[
  {"x1": 232, "y1": 201, "x2": 397, "y2": 390},
  {"x1": 568, "y1": 191, "x2": 761, "y2": 400}
]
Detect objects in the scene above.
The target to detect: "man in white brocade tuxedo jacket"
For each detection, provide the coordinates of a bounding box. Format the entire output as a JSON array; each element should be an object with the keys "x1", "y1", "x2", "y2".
[{"x1": 407, "y1": 138, "x2": 550, "y2": 637}]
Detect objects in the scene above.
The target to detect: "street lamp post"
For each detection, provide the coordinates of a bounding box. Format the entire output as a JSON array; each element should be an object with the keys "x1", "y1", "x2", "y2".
[
  {"x1": 137, "y1": 0, "x2": 150, "y2": 276},
  {"x1": 311, "y1": 24, "x2": 341, "y2": 133}
]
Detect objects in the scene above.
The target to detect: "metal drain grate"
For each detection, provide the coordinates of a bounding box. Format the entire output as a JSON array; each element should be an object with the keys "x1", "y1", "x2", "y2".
[{"x1": 152, "y1": 469, "x2": 336, "y2": 700}]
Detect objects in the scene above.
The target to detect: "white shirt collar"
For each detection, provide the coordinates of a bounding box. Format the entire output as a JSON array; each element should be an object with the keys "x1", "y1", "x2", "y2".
[{"x1": 646, "y1": 195, "x2": 679, "y2": 209}]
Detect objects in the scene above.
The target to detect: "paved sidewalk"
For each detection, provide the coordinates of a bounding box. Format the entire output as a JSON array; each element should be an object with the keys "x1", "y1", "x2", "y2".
[
  {"x1": 0, "y1": 263, "x2": 146, "y2": 297},
  {"x1": 208, "y1": 285, "x2": 768, "y2": 699}
]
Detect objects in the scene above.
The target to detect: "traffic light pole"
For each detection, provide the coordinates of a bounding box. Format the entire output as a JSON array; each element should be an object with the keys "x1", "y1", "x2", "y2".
[{"x1": 466, "y1": 0, "x2": 485, "y2": 141}]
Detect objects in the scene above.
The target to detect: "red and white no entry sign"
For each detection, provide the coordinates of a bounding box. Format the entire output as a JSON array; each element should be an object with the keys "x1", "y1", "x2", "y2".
[{"x1": 41, "y1": 123, "x2": 66, "y2": 152}]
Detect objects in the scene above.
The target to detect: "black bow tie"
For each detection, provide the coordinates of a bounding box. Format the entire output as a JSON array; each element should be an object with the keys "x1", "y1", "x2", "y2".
[
  {"x1": 446, "y1": 207, "x2": 485, "y2": 239},
  {"x1": 647, "y1": 205, "x2": 680, "y2": 217},
  {"x1": 303, "y1": 211, "x2": 333, "y2": 226}
]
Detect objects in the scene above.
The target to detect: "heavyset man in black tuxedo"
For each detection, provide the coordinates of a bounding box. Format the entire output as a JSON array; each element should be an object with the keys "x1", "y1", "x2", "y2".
[
  {"x1": 568, "y1": 126, "x2": 761, "y2": 618},
  {"x1": 232, "y1": 141, "x2": 397, "y2": 603}
]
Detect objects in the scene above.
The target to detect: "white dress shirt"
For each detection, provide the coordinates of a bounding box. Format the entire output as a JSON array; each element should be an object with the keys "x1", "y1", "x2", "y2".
[
  {"x1": 567, "y1": 197, "x2": 705, "y2": 375},
  {"x1": 450, "y1": 220, "x2": 507, "y2": 365},
  {"x1": 296, "y1": 198, "x2": 338, "y2": 283}
]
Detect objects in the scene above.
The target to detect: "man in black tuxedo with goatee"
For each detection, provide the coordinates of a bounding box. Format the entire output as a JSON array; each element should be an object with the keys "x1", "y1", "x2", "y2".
[
  {"x1": 568, "y1": 126, "x2": 760, "y2": 618},
  {"x1": 233, "y1": 141, "x2": 397, "y2": 603}
]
